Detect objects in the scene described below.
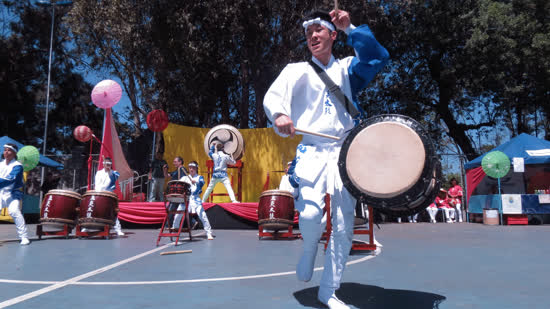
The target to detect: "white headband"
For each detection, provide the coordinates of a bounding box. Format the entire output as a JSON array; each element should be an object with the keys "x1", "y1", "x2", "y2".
[
  {"x1": 4, "y1": 145, "x2": 17, "y2": 153},
  {"x1": 188, "y1": 162, "x2": 198, "y2": 168},
  {"x1": 302, "y1": 17, "x2": 335, "y2": 33}
]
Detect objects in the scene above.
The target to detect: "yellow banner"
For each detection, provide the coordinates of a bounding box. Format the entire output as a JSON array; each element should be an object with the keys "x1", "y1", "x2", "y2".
[{"x1": 163, "y1": 123, "x2": 301, "y2": 202}]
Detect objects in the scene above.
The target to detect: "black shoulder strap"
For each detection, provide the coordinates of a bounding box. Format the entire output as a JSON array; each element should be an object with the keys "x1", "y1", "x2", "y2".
[{"x1": 308, "y1": 60, "x2": 360, "y2": 118}]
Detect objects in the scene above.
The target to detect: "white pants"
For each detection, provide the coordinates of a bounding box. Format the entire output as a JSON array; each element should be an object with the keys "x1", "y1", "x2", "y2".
[
  {"x1": 439, "y1": 208, "x2": 456, "y2": 221},
  {"x1": 148, "y1": 177, "x2": 165, "y2": 202},
  {"x1": 114, "y1": 217, "x2": 122, "y2": 232},
  {"x1": 427, "y1": 207, "x2": 438, "y2": 222},
  {"x1": 173, "y1": 196, "x2": 212, "y2": 234},
  {"x1": 1, "y1": 196, "x2": 28, "y2": 239},
  {"x1": 297, "y1": 175, "x2": 355, "y2": 291},
  {"x1": 454, "y1": 203, "x2": 463, "y2": 222},
  {"x1": 201, "y1": 177, "x2": 237, "y2": 203}
]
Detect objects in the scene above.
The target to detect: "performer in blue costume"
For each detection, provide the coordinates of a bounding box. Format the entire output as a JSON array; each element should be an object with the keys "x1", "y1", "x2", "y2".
[
  {"x1": 264, "y1": 9, "x2": 389, "y2": 309},
  {"x1": 173, "y1": 161, "x2": 214, "y2": 240},
  {"x1": 0, "y1": 144, "x2": 30, "y2": 245},
  {"x1": 201, "y1": 143, "x2": 239, "y2": 203},
  {"x1": 94, "y1": 157, "x2": 124, "y2": 236}
]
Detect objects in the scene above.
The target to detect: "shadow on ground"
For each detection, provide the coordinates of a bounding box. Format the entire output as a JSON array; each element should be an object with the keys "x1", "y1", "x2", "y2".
[{"x1": 294, "y1": 282, "x2": 446, "y2": 309}]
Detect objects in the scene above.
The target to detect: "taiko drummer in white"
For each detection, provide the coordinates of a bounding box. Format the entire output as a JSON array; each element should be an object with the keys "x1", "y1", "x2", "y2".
[
  {"x1": 93, "y1": 157, "x2": 124, "y2": 236},
  {"x1": 263, "y1": 9, "x2": 389, "y2": 309}
]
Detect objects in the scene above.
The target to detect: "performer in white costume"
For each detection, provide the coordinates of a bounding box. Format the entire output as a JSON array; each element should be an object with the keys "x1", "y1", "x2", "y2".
[
  {"x1": 94, "y1": 157, "x2": 124, "y2": 236},
  {"x1": 263, "y1": 9, "x2": 389, "y2": 309},
  {"x1": 173, "y1": 161, "x2": 214, "y2": 240},
  {"x1": 201, "y1": 143, "x2": 239, "y2": 203},
  {"x1": 0, "y1": 144, "x2": 30, "y2": 245}
]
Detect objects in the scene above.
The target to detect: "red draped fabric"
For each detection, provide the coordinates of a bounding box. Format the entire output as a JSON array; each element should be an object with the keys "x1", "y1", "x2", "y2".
[
  {"x1": 466, "y1": 167, "x2": 486, "y2": 203},
  {"x1": 118, "y1": 202, "x2": 300, "y2": 225},
  {"x1": 118, "y1": 202, "x2": 166, "y2": 224}
]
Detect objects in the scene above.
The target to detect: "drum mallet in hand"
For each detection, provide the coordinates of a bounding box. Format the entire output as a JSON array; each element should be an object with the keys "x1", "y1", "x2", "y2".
[
  {"x1": 295, "y1": 128, "x2": 340, "y2": 141},
  {"x1": 160, "y1": 250, "x2": 192, "y2": 256}
]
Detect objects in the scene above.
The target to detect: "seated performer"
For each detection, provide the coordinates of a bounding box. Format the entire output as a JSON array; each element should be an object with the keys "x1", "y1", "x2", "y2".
[
  {"x1": 426, "y1": 201, "x2": 438, "y2": 223},
  {"x1": 0, "y1": 143, "x2": 30, "y2": 245},
  {"x1": 448, "y1": 178, "x2": 464, "y2": 222},
  {"x1": 173, "y1": 161, "x2": 214, "y2": 240},
  {"x1": 94, "y1": 157, "x2": 124, "y2": 236},
  {"x1": 435, "y1": 188, "x2": 455, "y2": 223},
  {"x1": 201, "y1": 143, "x2": 239, "y2": 203}
]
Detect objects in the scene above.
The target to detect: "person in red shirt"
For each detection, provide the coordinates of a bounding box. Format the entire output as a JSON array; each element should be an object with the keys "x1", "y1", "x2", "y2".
[
  {"x1": 435, "y1": 188, "x2": 455, "y2": 223},
  {"x1": 447, "y1": 178, "x2": 464, "y2": 222}
]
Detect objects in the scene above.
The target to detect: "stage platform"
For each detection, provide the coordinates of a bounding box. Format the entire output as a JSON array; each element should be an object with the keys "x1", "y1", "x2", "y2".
[
  {"x1": 1, "y1": 222, "x2": 549, "y2": 308},
  {"x1": 118, "y1": 201, "x2": 298, "y2": 229}
]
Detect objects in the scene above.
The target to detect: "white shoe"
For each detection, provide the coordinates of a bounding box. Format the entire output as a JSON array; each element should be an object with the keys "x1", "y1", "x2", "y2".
[
  {"x1": 116, "y1": 230, "x2": 125, "y2": 236},
  {"x1": 81, "y1": 227, "x2": 88, "y2": 232},
  {"x1": 207, "y1": 233, "x2": 214, "y2": 240},
  {"x1": 296, "y1": 249, "x2": 317, "y2": 282},
  {"x1": 373, "y1": 238, "x2": 383, "y2": 247},
  {"x1": 20, "y1": 238, "x2": 30, "y2": 245},
  {"x1": 232, "y1": 200, "x2": 240, "y2": 203},
  {"x1": 318, "y1": 289, "x2": 350, "y2": 309}
]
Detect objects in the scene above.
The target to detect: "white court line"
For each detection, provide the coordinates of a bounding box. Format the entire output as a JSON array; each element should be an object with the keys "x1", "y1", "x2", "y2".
[
  {"x1": 0, "y1": 237, "x2": 378, "y2": 306},
  {"x1": 0, "y1": 241, "x2": 175, "y2": 308}
]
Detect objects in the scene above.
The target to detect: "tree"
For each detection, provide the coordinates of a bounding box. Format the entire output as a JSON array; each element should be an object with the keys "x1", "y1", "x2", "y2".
[{"x1": 0, "y1": 0, "x2": 102, "y2": 154}]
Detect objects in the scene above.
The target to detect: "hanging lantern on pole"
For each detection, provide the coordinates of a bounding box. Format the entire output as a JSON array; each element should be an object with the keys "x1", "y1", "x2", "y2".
[
  {"x1": 91, "y1": 80, "x2": 122, "y2": 109},
  {"x1": 73, "y1": 125, "x2": 93, "y2": 143},
  {"x1": 146, "y1": 109, "x2": 169, "y2": 132}
]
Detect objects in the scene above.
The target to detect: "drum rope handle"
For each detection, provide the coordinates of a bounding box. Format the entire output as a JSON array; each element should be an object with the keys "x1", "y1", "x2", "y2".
[{"x1": 295, "y1": 128, "x2": 340, "y2": 141}]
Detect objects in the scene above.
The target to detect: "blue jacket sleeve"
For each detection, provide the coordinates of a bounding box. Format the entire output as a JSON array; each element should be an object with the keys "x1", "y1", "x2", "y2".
[
  {"x1": 0, "y1": 165, "x2": 23, "y2": 189},
  {"x1": 208, "y1": 145, "x2": 215, "y2": 159},
  {"x1": 194, "y1": 176, "x2": 205, "y2": 195},
  {"x1": 347, "y1": 25, "x2": 390, "y2": 98}
]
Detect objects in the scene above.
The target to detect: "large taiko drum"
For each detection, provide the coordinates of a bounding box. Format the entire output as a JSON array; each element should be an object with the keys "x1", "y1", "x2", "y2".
[
  {"x1": 338, "y1": 114, "x2": 441, "y2": 216},
  {"x1": 258, "y1": 190, "x2": 295, "y2": 231},
  {"x1": 78, "y1": 190, "x2": 119, "y2": 228},
  {"x1": 165, "y1": 180, "x2": 190, "y2": 203},
  {"x1": 40, "y1": 189, "x2": 81, "y2": 226},
  {"x1": 204, "y1": 124, "x2": 245, "y2": 160}
]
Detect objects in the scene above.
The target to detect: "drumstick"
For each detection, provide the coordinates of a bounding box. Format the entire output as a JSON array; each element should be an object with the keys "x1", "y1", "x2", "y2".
[
  {"x1": 334, "y1": 0, "x2": 339, "y2": 15},
  {"x1": 160, "y1": 250, "x2": 192, "y2": 256},
  {"x1": 295, "y1": 128, "x2": 340, "y2": 141}
]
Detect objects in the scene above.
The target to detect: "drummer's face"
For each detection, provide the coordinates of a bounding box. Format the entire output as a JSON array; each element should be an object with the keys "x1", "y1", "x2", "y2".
[
  {"x1": 188, "y1": 166, "x2": 197, "y2": 175},
  {"x1": 306, "y1": 24, "x2": 336, "y2": 60},
  {"x1": 173, "y1": 158, "x2": 181, "y2": 167},
  {"x1": 3, "y1": 148, "x2": 15, "y2": 161}
]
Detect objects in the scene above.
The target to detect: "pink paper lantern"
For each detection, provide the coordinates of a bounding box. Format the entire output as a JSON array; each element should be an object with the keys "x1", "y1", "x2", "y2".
[
  {"x1": 74, "y1": 125, "x2": 92, "y2": 142},
  {"x1": 146, "y1": 110, "x2": 169, "y2": 132},
  {"x1": 91, "y1": 79, "x2": 122, "y2": 109}
]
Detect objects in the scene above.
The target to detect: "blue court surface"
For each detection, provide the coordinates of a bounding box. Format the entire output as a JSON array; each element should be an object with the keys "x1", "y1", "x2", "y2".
[{"x1": 0, "y1": 222, "x2": 548, "y2": 308}]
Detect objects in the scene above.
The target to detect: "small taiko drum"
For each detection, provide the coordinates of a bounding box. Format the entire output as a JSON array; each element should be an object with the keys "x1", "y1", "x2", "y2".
[
  {"x1": 338, "y1": 114, "x2": 442, "y2": 217},
  {"x1": 165, "y1": 180, "x2": 190, "y2": 203},
  {"x1": 78, "y1": 190, "x2": 119, "y2": 228},
  {"x1": 40, "y1": 189, "x2": 81, "y2": 226},
  {"x1": 258, "y1": 190, "x2": 295, "y2": 231}
]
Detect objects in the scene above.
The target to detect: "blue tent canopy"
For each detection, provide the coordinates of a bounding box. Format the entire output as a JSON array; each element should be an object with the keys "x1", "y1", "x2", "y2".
[
  {"x1": 0, "y1": 136, "x2": 64, "y2": 170},
  {"x1": 465, "y1": 133, "x2": 550, "y2": 170}
]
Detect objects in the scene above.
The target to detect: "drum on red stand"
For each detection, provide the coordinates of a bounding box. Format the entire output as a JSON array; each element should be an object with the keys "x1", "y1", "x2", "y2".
[
  {"x1": 78, "y1": 190, "x2": 119, "y2": 228},
  {"x1": 40, "y1": 189, "x2": 81, "y2": 226},
  {"x1": 258, "y1": 190, "x2": 295, "y2": 231},
  {"x1": 338, "y1": 114, "x2": 441, "y2": 217},
  {"x1": 165, "y1": 180, "x2": 190, "y2": 203}
]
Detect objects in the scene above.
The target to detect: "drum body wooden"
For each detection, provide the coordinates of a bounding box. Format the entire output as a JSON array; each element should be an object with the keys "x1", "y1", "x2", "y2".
[
  {"x1": 258, "y1": 190, "x2": 295, "y2": 231},
  {"x1": 165, "y1": 180, "x2": 190, "y2": 203},
  {"x1": 40, "y1": 189, "x2": 81, "y2": 226},
  {"x1": 78, "y1": 190, "x2": 119, "y2": 227},
  {"x1": 338, "y1": 114, "x2": 441, "y2": 216}
]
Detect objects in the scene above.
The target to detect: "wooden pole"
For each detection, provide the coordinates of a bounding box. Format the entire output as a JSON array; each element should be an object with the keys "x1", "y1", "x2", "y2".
[{"x1": 160, "y1": 250, "x2": 192, "y2": 256}]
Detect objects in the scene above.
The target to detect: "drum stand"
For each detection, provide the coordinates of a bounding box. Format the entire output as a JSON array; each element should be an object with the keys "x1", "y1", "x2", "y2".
[
  {"x1": 258, "y1": 215, "x2": 300, "y2": 240},
  {"x1": 36, "y1": 221, "x2": 74, "y2": 240},
  {"x1": 322, "y1": 194, "x2": 377, "y2": 252},
  {"x1": 156, "y1": 197, "x2": 192, "y2": 246},
  {"x1": 75, "y1": 224, "x2": 111, "y2": 239}
]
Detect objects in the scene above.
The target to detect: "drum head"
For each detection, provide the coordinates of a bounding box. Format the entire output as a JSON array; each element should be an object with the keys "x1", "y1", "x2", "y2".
[
  {"x1": 204, "y1": 124, "x2": 245, "y2": 160},
  {"x1": 339, "y1": 114, "x2": 441, "y2": 216}
]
